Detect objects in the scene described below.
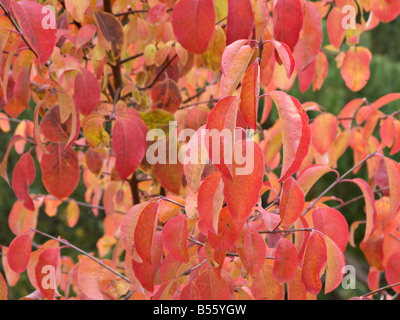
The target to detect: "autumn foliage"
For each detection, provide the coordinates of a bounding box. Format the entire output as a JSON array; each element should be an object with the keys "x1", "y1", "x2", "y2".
[{"x1": 1, "y1": 0, "x2": 400, "y2": 301}]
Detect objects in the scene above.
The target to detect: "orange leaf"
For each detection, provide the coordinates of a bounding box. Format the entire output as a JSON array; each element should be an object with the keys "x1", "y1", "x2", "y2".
[
  {"x1": 195, "y1": 268, "x2": 230, "y2": 300},
  {"x1": 341, "y1": 46, "x2": 372, "y2": 92}
]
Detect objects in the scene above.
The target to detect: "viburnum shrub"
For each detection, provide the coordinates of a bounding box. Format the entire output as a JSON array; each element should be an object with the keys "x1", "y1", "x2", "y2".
[{"x1": 0, "y1": 0, "x2": 400, "y2": 301}]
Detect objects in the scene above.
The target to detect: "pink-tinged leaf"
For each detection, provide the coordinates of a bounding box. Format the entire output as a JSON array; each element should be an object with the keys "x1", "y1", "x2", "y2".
[
  {"x1": 312, "y1": 207, "x2": 349, "y2": 252},
  {"x1": 8, "y1": 201, "x2": 38, "y2": 236},
  {"x1": 341, "y1": 46, "x2": 372, "y2": 92},
  {"x1": 184, "y1": 126, "x2": 208, "y2": 192},
  {"x1": 300, "y1": 1, "x2": 322, "y2": 68},
  {"x1": 327, "y1": 7, "x2": 347, "y2": 50},
  {"x1": 35, "y1": 247, "x2": 60, "y2": 300},
  {"x1": 273, "y1": 238, "x2": 298, "y2": 283},
  {"x1": 349, "y1": 178, "x2": 377, "y2": 242},
  {"x1": 162, "y1": 215, "x2": 189, "y2": 263},
  {"x1": 371, "y1": 0, "x2": 400, "y2": 23},
  {"x1": 205, "y1": 96, "x2": 239, "y2": 179},
  {"x1": 1, "y1": 246, "x2": 20, "y2": 287},
  {"x1": 172, "y1": 0, "x2": 215, "y2": 54},
  {"x1": 195, "y1": 268, "x2": 230, "y2": 300},
  {"x1": 180, "y1": 282, "x2": 201, "y2": 300},
  {"x1": 279, "y1": 177, "x2": 305, "y2": 228},
  {"x1": 273, "y1": 0, "x2": 303, "y2": 52},
  {"x1": 338, "y1": 98, "x2": 365, "y2": 129},
  {"x1": 297, "y1": 165, "x2": 338, "y2": 196},
  {"x1": 264, "y1": 40, "x2": 295, "y2": 79},
  {"x1": 7, "y1": 233, "x2": 32, "y2": 274},
  {"x1": 12, "y1": 152, "x2": 35, "y2": 211},
  {"x1": 311, "y1": 113, "x2": 338, "y2": 155},
  {"x1": 324, "y1": 235, "x2": 346, "y2": 294},
  {"x1": 120, "y1": 202, "x2": 148, "y2": 261},
  {"x1": 294, "y1": 39, "x2": 316, "y2": 93},
  {"x1": 0, "y1": 272, "x2": 7, "y2": 300},
  {"x1": 226, "y1": 0, "x2": 255, "y2": 45},
  {"x1": 266, "y1": 91, "x2": 311, "y2": 182},
  {"x1": 208, "y1": 207, "x2": 245, "y2": 251},
  {"x1": 40, "y1": 143, "x2": 80, "y2": 199},
  {"x1": 385, "y1": 251, "x2": 400, "y2": 293},
  {"x1": 301, "y1": 232, "x2": 327, "y2": 295},
  {"x1": 221, "y1": 40, "x2": 255, "y2": 97},
  {"x1": 383, "y1": 158, "x2": 400, "y2": 232},
  {"x1": 73, "y1": 68, "x2": 100, "y2": 116},
  {"x1": 113, "y1": 108, "x2": 148, "y2": 180},
  {"x1": 134, "y1": 201, "x2": 159, "y2": 265},
  {"x1": 239, "y1": 58, "x2": 260, "y2": 130},
  {"x1": 197, "y1": 171, "x2": 225, "y2": 233},
  {"x1": 223, "y1": 140, "x2": 265, "y2": 221},
  {"x1": 11, "y1": 1, "x2": 57, "y2": 66}
]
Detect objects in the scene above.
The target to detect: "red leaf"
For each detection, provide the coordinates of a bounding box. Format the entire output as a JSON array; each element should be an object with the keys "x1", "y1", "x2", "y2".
[
  {"x1": 40, "y1": 143, "x2": 80, "y2": 199},
  {"x1": 264, "y1": 40, "x2": 295, "y2": 79},
  {"x1": 208, "y1": 207, "x2": 245, "y2": 251},
  {"x1": 385, "y1": 251, "x2": 400, "y2": 293},
  {"x1": 300, "y1": 1, "x2": 322, "y2": 69},
  {"x1": 180, "y1": 282, "x2": 201, "y2": 300},
  {"x1": 73, "y1": 68, "x2": 100, "y2": 116},
  {"x1": 12, "y1": 152, "x2": 35, "y2": 211},
  {"x1": 273, "y1": 238, "x2": 298, "y2": 283},
  {"x1": 195, "y1": 268, "x2": 230, "y2": 300},
  {"x1": 239, "y1": 58, "x2": 260, "y2": 130},
  {"x1": 226, "y1": 0, "x2": 254, "y2": 45},
  {"x1": 223, "y1": 140, "x2": 265, "y2": 221},
  {"x1": 113, "y1": 108, "x2": 148, "y2": 180},
  {"x1": 134, "y1": 201, "x2": 159, "y2": 265},
  {"x1": 172, "y1": 0, "x2": 215, "y2": 54},
  {"x1": 7, "y1": 233, "x2": 32, "y2": 274},
  {"x1": 11, "y1": 1, "x2": 57, "y2": 66},
  {"x1": 132, "y1": 232, "x2": 163, "y2": 293},
  {"x1": 197, "y1": 171, "x2": 224, "y2": 233},
  {"x1": 279, "y1": 177, "x2": 305, "y2": 227},
  {"x1": 371, "y1": 0, "x2": 400, "y2": 23},
  {"x1": 266, "y1": 91, "x2": 311, "y2": 182},
  {"x1": 35, "y1": 247, "x2": 60, "y2": 300},
  {"x1": 205, "y1": 96, "x2": 239, "y2": 180},
  {"x1": 243, "y1": 227, "x2": 267, "y2": 275},
  {"x1": 312, "y1": 207, "x2": 349, "y2": 252},
  {"x1": 301, "y1": 232, "x2": 327, "y2": 295},
  {"x1": 273, "y1": 0, "x2": 303, "y2": 52},
  {"x1": 162, "y1": 215, "x2": 189, "y2": 263}
]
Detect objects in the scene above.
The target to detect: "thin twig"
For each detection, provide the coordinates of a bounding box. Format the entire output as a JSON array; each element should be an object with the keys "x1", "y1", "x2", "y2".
[
  {"x1": 302, "y1": 152, "x2": 378, "y2": 216},
  {"x1": 361, "y1": 281, "x2": 400, "y2": 297},
  {"x1": 31, "y1": 228, "x2": 131, "y2": 284}
]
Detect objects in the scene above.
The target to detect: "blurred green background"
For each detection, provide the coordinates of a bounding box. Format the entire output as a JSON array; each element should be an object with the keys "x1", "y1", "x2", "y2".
[{"x1": 1, "y1": 14, "x2": 400, "y2": 300}]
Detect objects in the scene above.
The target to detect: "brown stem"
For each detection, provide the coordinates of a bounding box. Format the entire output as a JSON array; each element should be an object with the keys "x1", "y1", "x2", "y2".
[{"x1": 129, "y1": 174, "x2": 141, "y2": 205}]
